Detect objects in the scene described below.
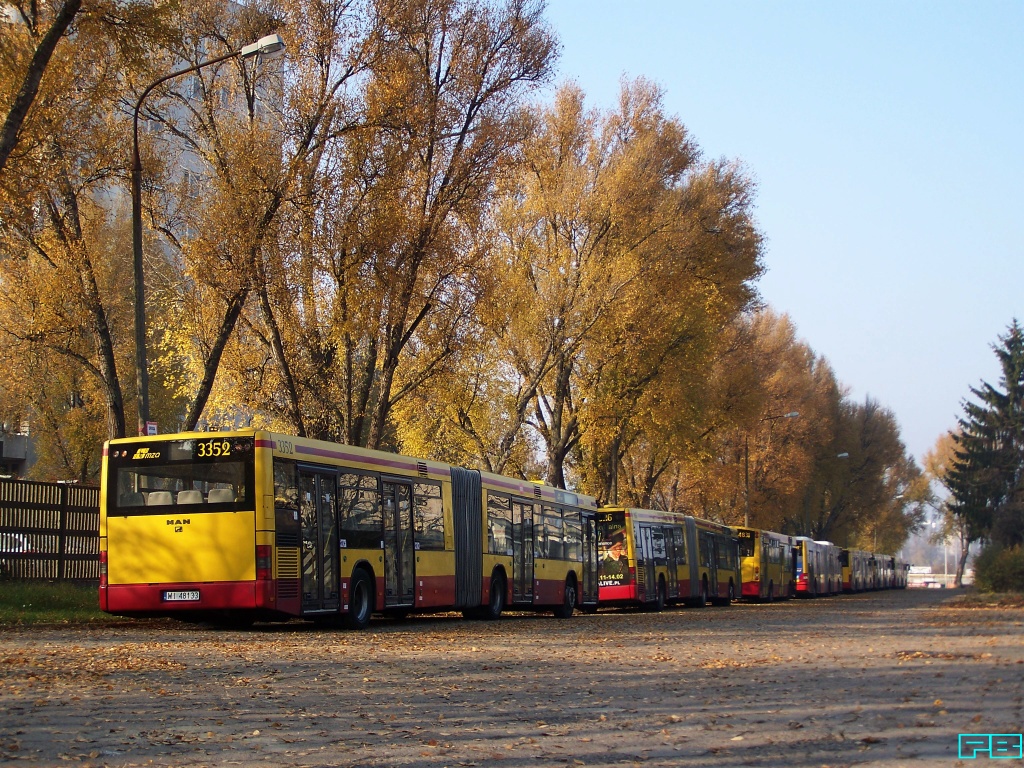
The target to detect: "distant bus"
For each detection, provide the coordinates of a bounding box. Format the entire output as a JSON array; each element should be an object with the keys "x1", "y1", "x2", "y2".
[
  {"x1": 893, "y1": 556, "x2": 910, "y2": 588},
  {"x1": 870, "y1": 552, "x2": 909, "y2": 589},
  {"x1": 841, "y1": 548, "x2": 872, "y2": 592},
  {"x1": 733, "y1": 526, "x2": 793, "y2": 602},
  {"x1": 596, "y1": 507, "x2": 739, "y2": 609},
  {"x1": 99, "y1": 430, "x2": 598, "y2": 627},
  {"x1": 793, "y1": 537, "x2": 841, "y2": 597}
]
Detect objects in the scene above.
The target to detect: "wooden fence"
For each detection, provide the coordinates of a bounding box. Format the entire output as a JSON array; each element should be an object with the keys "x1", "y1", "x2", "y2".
[{"x1": 0, "y1": 479, "x2": 100, "y2": 581}]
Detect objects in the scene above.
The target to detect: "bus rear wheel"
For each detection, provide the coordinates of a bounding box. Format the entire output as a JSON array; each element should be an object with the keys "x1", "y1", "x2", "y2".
[
  {"x1": 652, "y1": 578, "x2": 666, "y2": 612},
  {"x1": 553, "y1": 577, "x2": 577, "y2": 619},
  {"x1": 344, "y1": 569, "x2": 374, "y2": 630},
  {"x1": 482, "y1": 573, "x2": 506, "y2": 620}
]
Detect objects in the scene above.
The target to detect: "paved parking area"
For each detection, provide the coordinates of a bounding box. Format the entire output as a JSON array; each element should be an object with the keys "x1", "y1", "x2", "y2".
[{"x1": 1, "y1": 588, "x2": 1021, "y2": 767}]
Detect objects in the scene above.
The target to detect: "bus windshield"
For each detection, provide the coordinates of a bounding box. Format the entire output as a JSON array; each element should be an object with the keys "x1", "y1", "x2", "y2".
[
  {"x1": 106, "y1": 437, "x2": 255, "y2": 514},
  {"x1": 735, "y1": 528, "x2": 755, "y2": 558}
]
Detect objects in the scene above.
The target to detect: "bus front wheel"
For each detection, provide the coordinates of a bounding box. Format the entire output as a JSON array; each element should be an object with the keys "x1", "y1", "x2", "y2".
[
  {"x1": 553, "y1": 577, "x2": 577, "y2": 619},
  {"x1": 344, "y1": 569, "x2": 374, "y2": 630}
]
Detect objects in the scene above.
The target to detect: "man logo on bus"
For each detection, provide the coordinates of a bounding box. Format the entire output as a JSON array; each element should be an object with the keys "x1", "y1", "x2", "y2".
[
  {"x1": 167, "y1": 519, "x2": 190, "y2": 533},
  {"x1": 133, "y1": 448, "x2": 161, "y2": 460}
]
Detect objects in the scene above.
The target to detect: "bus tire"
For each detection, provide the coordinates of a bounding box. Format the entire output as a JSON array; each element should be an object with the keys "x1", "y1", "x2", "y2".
[
  {"x1": 344, "y1": 569, "x2": 374, "y2": 630},
  {"x1": 482, "y1": 572, "x2": 506, "y2": 621},
  {"x1": 553, "y1": 576, "x2": 577, "y2": 619}
]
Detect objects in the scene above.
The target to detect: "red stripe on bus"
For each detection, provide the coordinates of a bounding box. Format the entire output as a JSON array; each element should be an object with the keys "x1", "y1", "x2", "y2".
[{"x1": 104, "y1": 582, "x2": 260, "y2": 612}]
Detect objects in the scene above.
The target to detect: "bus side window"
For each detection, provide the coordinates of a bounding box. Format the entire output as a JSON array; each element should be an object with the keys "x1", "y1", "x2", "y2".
[
  {"x1": 537, "y1": 506, "x2": 562, "y2": 560},
  {"x1": 651, "y1": 527, "x2": 667, "y2": 564},
  {"x1": 486, "y1": 493, "x2": 513, "y2": 555},
  {"x1": 339, "y1": 474, "x2": 380, "y2": 549},
  {"x1": 673, "y1": 527, "x2": 686, "y2": 564},
  {"x1": 697, "y1": 533, "x2": 709, "y2": 568},
  {"x1": 413, "y1": 482, "x2": 445, "y2": 550},
  {"x1": 563, "y1": 509, "x2": 582, "y2": 562},
  {"x1": 274, "y1": 460, "x2": 298, "y2": 510}
]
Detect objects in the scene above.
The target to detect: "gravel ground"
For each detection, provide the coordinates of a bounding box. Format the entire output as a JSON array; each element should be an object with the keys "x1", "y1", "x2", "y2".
[{"x1": 0, "y1": 588, "x2": 1021, "y2": 767}]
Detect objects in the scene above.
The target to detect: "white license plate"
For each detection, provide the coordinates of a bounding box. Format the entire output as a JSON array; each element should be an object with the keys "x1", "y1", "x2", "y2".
[{"x1": 163, "y1": 590, "x2": 200, "y2": 602}]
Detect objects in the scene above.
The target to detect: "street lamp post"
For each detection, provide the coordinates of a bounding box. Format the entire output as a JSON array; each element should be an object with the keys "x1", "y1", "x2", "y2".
[
  {"x1": 131, "y1": 34, "x2": 285, "y2": 436},
  {"x1": 744, "y1": 410, "x2": 799, "y2": 527}
]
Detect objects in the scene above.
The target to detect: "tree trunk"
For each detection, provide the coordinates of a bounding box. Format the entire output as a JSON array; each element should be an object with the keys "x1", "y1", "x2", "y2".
[
  {"x1": 955, "y1": 541, "x2": 971, "y2": 587},
  {"x1": 0, "y1": 0, "x2": 82, "y2": 172},
  {"x1": 257, "y1": 286, "x2": 306, "y2": 436},
  {"x1": 182, "y1": 287, "x2": 250, "y2": 431}
]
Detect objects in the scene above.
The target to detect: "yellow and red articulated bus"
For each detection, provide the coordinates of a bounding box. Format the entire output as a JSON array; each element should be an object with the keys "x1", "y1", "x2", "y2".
[
  {"x1": 841, "y1": 548, "x2": 873, "y2": 592},
  {"x1": 595, "y1": 507, "x2": 739, "y2": 610},
  {"x1": 99, "y1": 430, "x2": 598, "y2": 628},
  {"x1": 733, "y1": 527, "x2": 794, "y2": 602}
]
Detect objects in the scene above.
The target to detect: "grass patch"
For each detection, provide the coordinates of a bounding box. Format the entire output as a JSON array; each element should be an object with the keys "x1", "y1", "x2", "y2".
[{"x1": 0, "y1": 581, "x2": 112, "y2": 625}]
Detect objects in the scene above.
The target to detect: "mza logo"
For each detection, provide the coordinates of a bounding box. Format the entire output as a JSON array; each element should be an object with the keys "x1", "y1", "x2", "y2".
[
  {"x1": 959, "y1": 734, "x2": 1023, "y2": 759},
  {"x1": 133, "y1": 447, "x2": 161, "y2": 460},
  {"x1": 167, "y1": 519, "x2": 191, "y2": 533}
]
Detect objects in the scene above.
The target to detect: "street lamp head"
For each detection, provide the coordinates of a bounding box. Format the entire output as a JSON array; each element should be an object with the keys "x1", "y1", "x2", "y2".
[
  {"x1": 836, "y1": 452, "x2": 850, "y2": 459},
  {"x1": 240, "y1": 34, "x2": 286, "y2": 60},
  {"x1": 783, "y1": 411, "x2": 799, "y2": 419}
]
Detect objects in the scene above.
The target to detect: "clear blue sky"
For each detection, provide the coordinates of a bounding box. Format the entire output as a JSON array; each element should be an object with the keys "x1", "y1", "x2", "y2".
[{"x1": 542, "y1": 0, "x2": 1024, "y2": 463}]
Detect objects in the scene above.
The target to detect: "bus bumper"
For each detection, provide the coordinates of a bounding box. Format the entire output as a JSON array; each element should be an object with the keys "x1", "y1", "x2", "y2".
[
  {"x1": 598, "y1": 584, "x2": 636, "y2": 603},
  {"x1": 102, "y1": 581, "x2": 272, "y2": 614}
]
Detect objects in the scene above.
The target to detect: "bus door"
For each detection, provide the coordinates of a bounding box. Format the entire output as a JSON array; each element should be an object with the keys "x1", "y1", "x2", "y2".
[
  {"x1": 760, "y1": 534, "x2": 771, "y2": 598},
  {"x1": 638, "y1": 525, "x2": 655, "y2": 600},
  {"x1": 512, "y1": 501, "x2": 534, "y2": 602},
  {"x1": 382, "y1": 480, "x2": 415, "y2": 607},
  {"x1": 662, "y1": 527, "x2": 678, "y2": 596},
  {"x1": 701, "y1": 532, "x2": 719, "y2": 597},
  {"x1": 581, "y1": 513, "x2": 598, "y2": 604},
  {"x1": 299, "y1": 468, "x2": 340, "y2": 614}
]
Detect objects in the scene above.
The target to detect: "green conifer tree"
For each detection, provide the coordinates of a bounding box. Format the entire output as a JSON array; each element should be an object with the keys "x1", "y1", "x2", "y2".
[{"x1": 947, "y1": 320, "x2": 1024, "y2": 550}]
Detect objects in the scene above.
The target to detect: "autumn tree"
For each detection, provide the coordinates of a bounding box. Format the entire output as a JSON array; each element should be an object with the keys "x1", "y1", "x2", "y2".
[
  {"x1": 923, "y1": 431, "x2": 974, "y2": 585},
  {"x1": 424, "y1": 79, "x2": 762, "y2": 491},
  {"x1": 797, "y1": 395, "x2": 921, "y2": 548},
  {"x1": 136, "y1": 0, "x2": 344, "y2": 435},
  {"x1": 0, "y1": 0, "x2": 171, "y2": 466},
  {"x1": 158, "y1": 0, "x2": 556, "y2": 447},
  {"x1": 676, "y1": 311, "x2": 825, "y2": 529},
  {"x1": 0, "y1": 0, "x2": 82, "y2": 172}
]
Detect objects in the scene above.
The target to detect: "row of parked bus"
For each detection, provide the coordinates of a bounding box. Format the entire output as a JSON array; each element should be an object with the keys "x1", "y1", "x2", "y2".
[
  {"x1": 98, "y1": 430, "x2": 908, "y2": 628},
  {"x1": 595, "y1": 509, "x2": 909, "y2": 612}
]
